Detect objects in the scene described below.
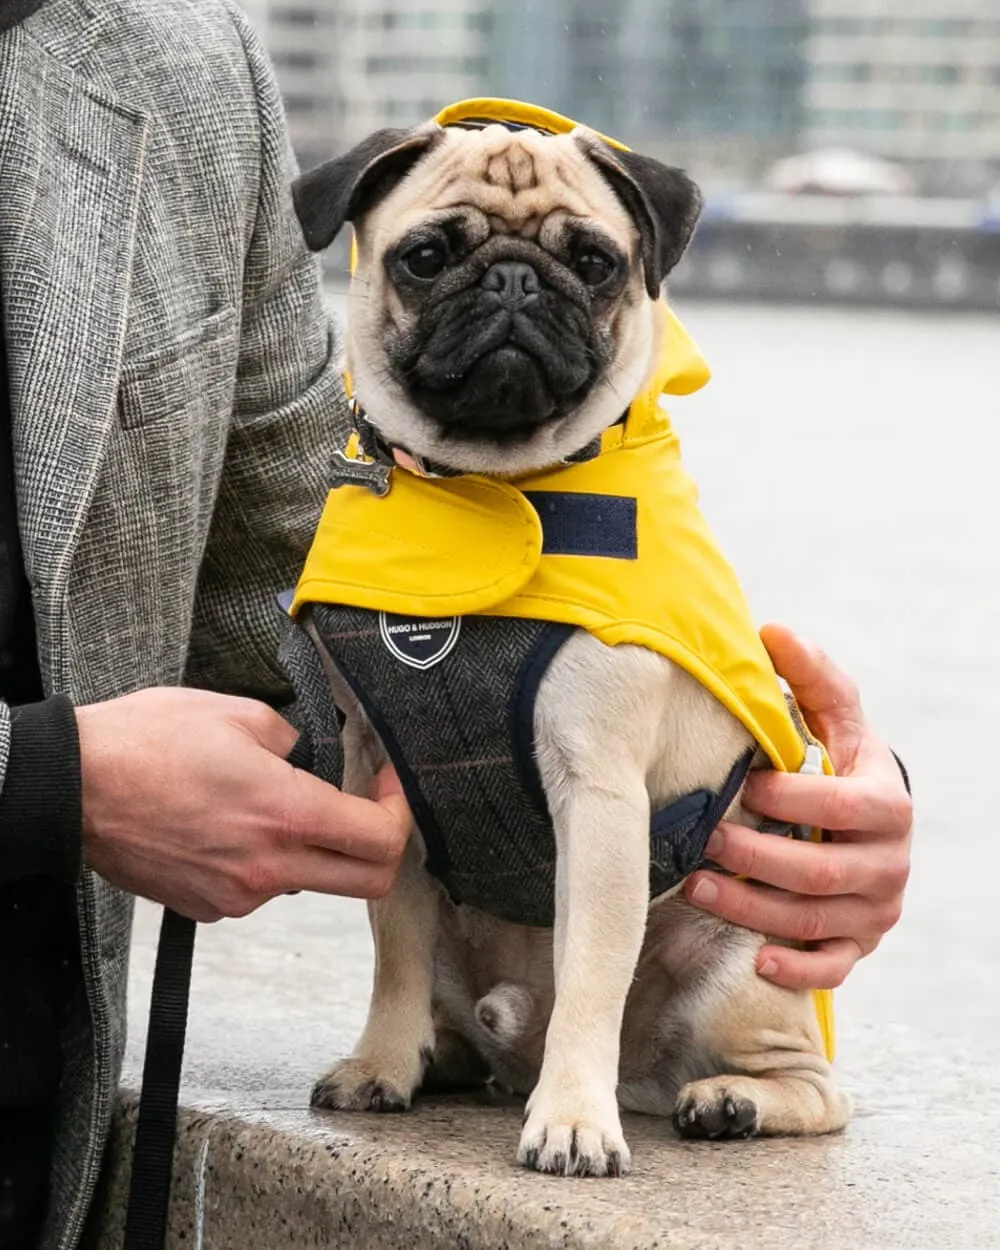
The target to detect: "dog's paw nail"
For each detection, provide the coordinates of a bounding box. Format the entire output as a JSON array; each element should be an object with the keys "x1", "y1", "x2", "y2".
[
  {"x1": 370, "y1": 1084, "x2": 410, "y2": 1113},
  {"x1": 311, "y1": 1059, "x2": 418, "y2": 1113},
  {"x1": 518, "y1": 1107, "x2": 631, "y2": 1177},
  {"x1": 673, "y1": 1083, "x2": 760, "y2": 1141},
  {"x1": 311, "y1": 1076, "x2": 358, "y2": 1110}
]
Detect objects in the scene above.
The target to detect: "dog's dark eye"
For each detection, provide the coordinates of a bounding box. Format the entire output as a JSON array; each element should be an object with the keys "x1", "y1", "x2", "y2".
[
  {"x1": 402, "y1": 242, "x2": 448, "y2": 281},
  {"x1": 574, "y1": 250, "x2": 615, "y2": 287}
]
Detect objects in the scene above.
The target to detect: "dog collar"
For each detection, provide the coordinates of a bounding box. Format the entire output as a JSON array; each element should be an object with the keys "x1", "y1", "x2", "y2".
[
  {"x1": 353, "y1": 403, "x2": 465, "y2": 480},
  {"x1": 347, "y1": 399, "x2": 609, "y2": 489}
]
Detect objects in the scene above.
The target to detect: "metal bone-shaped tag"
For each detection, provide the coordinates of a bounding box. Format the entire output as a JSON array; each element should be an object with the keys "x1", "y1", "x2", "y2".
[{"x1": 328, "y1": 449, "x2": 391, "y2": 497}]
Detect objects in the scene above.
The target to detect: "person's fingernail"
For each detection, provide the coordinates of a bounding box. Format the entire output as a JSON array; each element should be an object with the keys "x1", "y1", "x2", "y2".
[
  {"x1": 758, "y1": 958, "x2": 779, "y2": 978},
  {"x1": 741, "y1": 774, "x2": 765, "y2": 811},
  {"x1": 689, "y1": 876, "x2": 719, "y2": 905},
  {"x1": 704, "y1": 827, "x2": 725, "y2": 858},
  {"x1": 372, "y1": 765, "x2": 403, "y2": 801}
]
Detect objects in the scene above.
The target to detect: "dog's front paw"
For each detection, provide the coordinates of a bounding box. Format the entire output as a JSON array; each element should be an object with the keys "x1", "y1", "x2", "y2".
[
  {"x1": 311, "y1": 1047, "x2": 433, "y2": 1114},
  {"x1": 673, "y1": 1079, "x2": 761, "y2": 1140},
  {"x1": 517, "y1": 1086, "x2": 631, "y2": 1177}
]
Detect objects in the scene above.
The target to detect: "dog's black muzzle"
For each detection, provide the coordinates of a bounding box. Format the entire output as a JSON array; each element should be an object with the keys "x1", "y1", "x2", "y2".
[{"x1": 393, "y1": 240, "x2": 610, "y2": 444}]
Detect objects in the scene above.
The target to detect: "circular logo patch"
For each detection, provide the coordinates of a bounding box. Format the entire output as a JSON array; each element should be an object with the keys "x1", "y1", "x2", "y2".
[{"x1": 378, "y1": 612, "x2": 461, "y2": 670}]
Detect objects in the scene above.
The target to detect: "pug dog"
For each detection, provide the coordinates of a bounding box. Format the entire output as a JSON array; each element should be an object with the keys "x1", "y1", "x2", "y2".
[{"x1": 290, "y1": 117, "x2": 850, "y2": 1177}]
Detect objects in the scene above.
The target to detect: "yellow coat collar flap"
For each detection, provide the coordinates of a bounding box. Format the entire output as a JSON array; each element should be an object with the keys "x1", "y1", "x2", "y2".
[{"x1": 291, "y1": 472, "x2": 543, "y2": 619}]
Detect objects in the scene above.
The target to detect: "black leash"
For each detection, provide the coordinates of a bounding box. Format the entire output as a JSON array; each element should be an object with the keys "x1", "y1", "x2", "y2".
[
  {"x1": 121, "y1": 907, "x2": 197, "y2": 1250},
  {"x1": 122, "y1": 734, "x2": 314, "y2": 1250}
]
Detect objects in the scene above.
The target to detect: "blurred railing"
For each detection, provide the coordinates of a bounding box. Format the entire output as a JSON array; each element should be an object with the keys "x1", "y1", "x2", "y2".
[{"x1": 670, "y1": 195, "x2": 1000, "y2": 311}]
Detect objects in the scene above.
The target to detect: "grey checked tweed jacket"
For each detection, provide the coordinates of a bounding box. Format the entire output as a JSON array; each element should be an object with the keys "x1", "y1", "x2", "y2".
[{"x1": 0, "y1": 2, "x2": 348, "y2": 1245}]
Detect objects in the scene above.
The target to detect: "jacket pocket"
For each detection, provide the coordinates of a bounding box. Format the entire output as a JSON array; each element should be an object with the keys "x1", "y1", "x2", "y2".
[
  {"x1": 65, "y1": 307, "x2": 241, "y2": 696},
  {"x1": 117, "y1": 305, "x2": 239, "y2": 430}
]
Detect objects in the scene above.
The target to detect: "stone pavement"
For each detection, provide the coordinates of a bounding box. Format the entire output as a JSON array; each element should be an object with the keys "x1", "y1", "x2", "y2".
[
  {"x1": 91, "y1": 300, "x2": 1000, "y2": 1248},
  {"x1": 91, "y1": 894, "x2": 999, "y2": 1250}
]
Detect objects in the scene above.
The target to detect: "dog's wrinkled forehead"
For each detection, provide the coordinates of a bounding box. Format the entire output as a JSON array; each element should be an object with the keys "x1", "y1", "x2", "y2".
[
  {"x1": 384, "y1": 124, "x2": 636, "y2": 246},
  {"x1": 293, "y1": 117, "x2": 702, "y2": 299}
]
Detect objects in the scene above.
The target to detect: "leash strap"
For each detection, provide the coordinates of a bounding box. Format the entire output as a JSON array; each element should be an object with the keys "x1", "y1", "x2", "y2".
[
  {"x1": 121, "y1": 906, "x2": 196, "y2": 1250},
  {"x1": 122, "y1": 732, "x2": 316, "y2": 1250}
]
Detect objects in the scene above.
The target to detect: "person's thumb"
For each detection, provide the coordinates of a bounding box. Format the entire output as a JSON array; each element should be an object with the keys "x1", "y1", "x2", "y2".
[
  {"x1": 372, "y1": 764, "x2": 411, "y2": 831},
  {"x1": 760, "y1": 622, "x2": 866, "y2": 771}
]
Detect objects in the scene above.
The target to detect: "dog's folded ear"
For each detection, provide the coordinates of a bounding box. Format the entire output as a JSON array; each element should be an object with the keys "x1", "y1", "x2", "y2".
[
  {"x1": 293, "y1": 125, "x2": 442, "y2": 252},
  {"x1": 578, "y1": 137, "x2": 703, "y2": 298}
]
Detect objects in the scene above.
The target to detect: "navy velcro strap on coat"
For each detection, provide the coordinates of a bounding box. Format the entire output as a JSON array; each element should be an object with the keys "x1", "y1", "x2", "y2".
[
  {"x1": 650, "y1": 789, "x2": 713, "y2": 844},
  {"x1": 701, "y1": 746, "x2": 757, "y2": 837},
  {"x1": 523, "y1": 492, "x2": 637, "y2": 559},
  {"x1": 648, "y1": 747, "x2": 756, "y2": 885}
]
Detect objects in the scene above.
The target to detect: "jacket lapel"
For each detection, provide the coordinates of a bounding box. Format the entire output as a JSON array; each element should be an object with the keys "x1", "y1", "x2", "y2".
[{"x1": 0, "y1": 14, "x2": 148, "y2": 688}]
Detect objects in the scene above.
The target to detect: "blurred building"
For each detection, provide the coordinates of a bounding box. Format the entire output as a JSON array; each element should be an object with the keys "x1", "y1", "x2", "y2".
[
  {"x1": 486, "y1": 0, "x2": 574, "y2": 122},
  {"x1": 241, "y1": 1, "x2": 999, "y2": 191},
  {"x1": 330, "y1": 2, "x2": 491, "y2": 151},
  {"x1": 804, "y1": 1, "x2": 1000, "y2": 175},
  {"x1": 488, "y1": 0, "x2": 808, "y2": 173},
  {"x1": 263, "y1": 3, "x2": 337, "y2": 173},
  {"x1": 244, "y1": 2, "x2": 491, "y2": 172},
  {"x1": 622, "y1": 0, "x2": 807, "y2": 155}
]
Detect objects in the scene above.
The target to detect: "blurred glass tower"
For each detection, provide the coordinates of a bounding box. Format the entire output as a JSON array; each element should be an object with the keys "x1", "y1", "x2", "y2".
[
  {"x1": 487, "y1": 0, "x2": 574, "y2": 119},
  {"x1": 244, "y1": 0, "x2": 998, "y2": 191},
  {"x1": 488, "y1": 0, "x2": 807, "y2": 166},
  {"x1": 804, "y1": 0, "x2": 1000, "y2": 185},
  {"x1": 252, "y1": 2, "x2": 491, "y2": 170}
]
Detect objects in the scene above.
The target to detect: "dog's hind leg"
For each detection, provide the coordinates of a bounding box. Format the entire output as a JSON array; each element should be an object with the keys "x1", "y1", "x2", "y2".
[
  {"x1": 311, "y1": 832, "x2": 441, "y2": 1112},
  {"x1": 673, "y1": 946, "x2": 851, "y2": 1139}
]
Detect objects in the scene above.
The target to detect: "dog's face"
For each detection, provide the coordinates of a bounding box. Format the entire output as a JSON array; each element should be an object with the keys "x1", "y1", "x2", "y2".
[{"x1": 294, "y1": 122, "x2": 702, "y2": 475}]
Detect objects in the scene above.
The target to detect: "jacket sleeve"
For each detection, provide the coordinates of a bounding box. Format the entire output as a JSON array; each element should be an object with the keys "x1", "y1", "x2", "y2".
[
  {"x1": 0, "y1": 696, "x2": 81, "y2": 884},
  {"x1": 183, "y1": 5, "x2": 350, "y2": 703}
]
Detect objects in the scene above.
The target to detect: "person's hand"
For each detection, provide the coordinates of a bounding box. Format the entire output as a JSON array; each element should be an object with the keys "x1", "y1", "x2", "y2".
[
  {"x1": 77, "y1": 688, "x2": 410, "y2": 922},
  {"x1": 683, "y1": 623, "x2": 912, "y2": 990}
]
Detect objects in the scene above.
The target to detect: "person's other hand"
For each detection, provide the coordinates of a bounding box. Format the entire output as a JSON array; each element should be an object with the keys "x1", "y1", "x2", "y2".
[
  {"x1": 684, "y1": 624, "x2": 912, "y2": 990},
  {"x1": 78, "y1": 688, "x2": 410, "y2": 922}
]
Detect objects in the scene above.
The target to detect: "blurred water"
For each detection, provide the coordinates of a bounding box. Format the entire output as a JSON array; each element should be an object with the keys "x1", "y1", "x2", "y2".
[{"x1": 324, "y1": 290, "x2": 999, "y2": 1059}]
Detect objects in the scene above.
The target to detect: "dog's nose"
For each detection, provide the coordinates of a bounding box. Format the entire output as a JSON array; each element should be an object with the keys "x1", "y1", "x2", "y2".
[{"x1": 481, "y1": 261, "x2": 540, "y2": 308}]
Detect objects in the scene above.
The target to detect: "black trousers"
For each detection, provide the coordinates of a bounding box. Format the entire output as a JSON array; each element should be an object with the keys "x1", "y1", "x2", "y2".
[
  {"x1": 0, "y1": 878, "x2": 81, "y2": 1250},
  {"x1": 0, "y1": 1110, "x2": 53, "y2": 1250}
]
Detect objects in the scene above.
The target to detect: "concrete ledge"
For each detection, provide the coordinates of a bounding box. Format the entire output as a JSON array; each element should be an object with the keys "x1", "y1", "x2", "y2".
[{"x1": 89, "y1": 898, "x2": 999, "y2": 1249}]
